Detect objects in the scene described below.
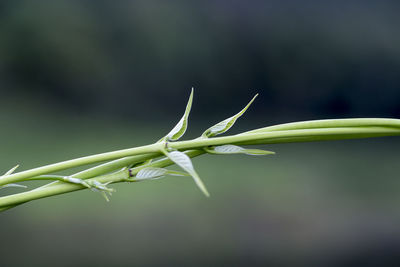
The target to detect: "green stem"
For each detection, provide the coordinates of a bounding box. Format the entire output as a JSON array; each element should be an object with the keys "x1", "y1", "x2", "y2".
[
  {"x1": 231, "y1": 126, "x2": 400, "y2": 145},
  {"x1": 0, "y1": 144, "x2": 163, "y2": 186},
  {"x1": 171, "y1": 126, "x2": 400, "y2": 149},
  {"x1": 242, "y1": 118, "x2": 400, "y2": 133},
  {"x1": 0, "y1": 150, "x2": 204, "y2": 208},
  {"x1": 25, "y1": 175, "x2": 67, "y2": 181},
  {"x1": 2, "y1": 118, "x2": 400, "y2": 210},
  {"x1": 35, "y1": 153, "x2": 160, "y2": 190},
  {"x1": 2, "y1": 123, "x2": 400, "y2": 187}
]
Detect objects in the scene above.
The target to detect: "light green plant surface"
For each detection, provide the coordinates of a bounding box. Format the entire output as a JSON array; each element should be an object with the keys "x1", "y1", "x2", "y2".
[
  {"x1": 3, "y1": 140, "x2": 400, "y2": 266},
  {"x1": 1, "y1": 91, "x2": 400, "y2": 212},
  {"x1": 2, "y1": 98, "x2": 400, "y2": 266}
]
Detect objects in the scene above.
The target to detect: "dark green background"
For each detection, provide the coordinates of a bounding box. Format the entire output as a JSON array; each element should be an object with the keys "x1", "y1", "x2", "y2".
[{"x1": 1, "y1": 1, "x2": 400, "y2": 266}]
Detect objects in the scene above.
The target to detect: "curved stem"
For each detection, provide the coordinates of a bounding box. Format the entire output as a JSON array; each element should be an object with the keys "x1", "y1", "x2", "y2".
[
  {"x1": 25, "y1": 175, "x2": 67, "y2": 181},
  {"x1": 0, "y1": 144, "x2": 163, "y2": 186},
  {"x1": 170, "y1": 126, "x2": 400, "y2": 149},
  {"x1": 0, "y1": 150, "x2": 204, "y2": 208},
  {"x1": 35, "y1": 152, "x2": 160, "y2": 190},
  {"x1": 2, "y1": 118, "x2": 400, "y2": 210},
  {"x1": 241, "y1": 118, "x2": 400, "y2": 133},
  {"x1": 2, "y1": 124, "x2": 400, "y2": 187}
]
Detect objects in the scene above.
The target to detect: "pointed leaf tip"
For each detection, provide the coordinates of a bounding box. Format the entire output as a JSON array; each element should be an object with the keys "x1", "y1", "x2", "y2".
[
  {"x1": 135, "y1": 167, "x2": 188, "y2": 181},
  {"x1": 0, "y1": 165, "x2": 23, "y2": 189},
  {"x1": 202, "y1": 94, "x2": 258, "y2": 137},
  {"x1": 164, "y1": 88, "x2": 194, "y2": 141},
  {"x1": 0, "y1": 183, "x2": 27, "y2": 189},
  {"x1": 206, "y1": 144, "x2": 275, "y2": 156},
  {"x1": 3, "y1": 165, "x2": 19, "y2": 176},
  {"x1": 166, "y1": 150, "x2": 209, "y2": 197},
  {"x1": 84, "y1": 180, "x2": 115, "y2": 201},
  {"x1": 136, "y1": 167, "x2": 168, "y2": 181}
]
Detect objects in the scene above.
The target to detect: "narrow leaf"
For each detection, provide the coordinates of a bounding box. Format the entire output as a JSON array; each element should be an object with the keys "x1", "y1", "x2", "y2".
[
  {"x1": 0, "y1": 183, "x2": 27, "y2": 189},
  {"x1": 135, "y1": 167, "x2": 188, "y2": 181},
  {"x1": 163, "y1": 88, "x2": 194, "y2": 141},
  {"x1": 202, "y1": 94, "x2": 258, "y2": 137},
  {"x1": 3, "y1": 165, "x2": 19, "y2": 176},
  {"x1": 165, "y1": 151, "x2": 209, "y2": 197},
  {"x1": 239, "y1": 148, "x2": 276, "y2": 156},
  {"x1": 62, "y1": 176, "x2": 92, "y2": 189},
  {"x1": 206, "y1": 144, "x2": 275, "y2": 156},
  {"x1": 0, "y1": 165, "x2": 25, "y2": 189},
  {"x1": 63, "y1": 177, "x2": 115, "y2": 202},
  {"x1": 64, "y1": 177, "x2": 85, "y2": 185},
  {"x1": 87, "y1": 180, "x2": 115, "y2": 202},
  {"x1": 136, "y1": 167, "x2": 168, "y2": 180}
]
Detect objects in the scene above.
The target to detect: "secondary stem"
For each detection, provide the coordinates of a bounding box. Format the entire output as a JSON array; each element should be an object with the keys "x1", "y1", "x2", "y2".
[
  {"x1": 1, "y1": 118, "x2": 400, "y2": 210},
  {"x1": 0, "y1": 150, "x2": 204, "y2": 208},
  {"x1": 2, "y1": 124, "x2": 400, "y2": 187},
  {"x1": 0, "y1": 144, "x2": 163, "y2": 186},
  {"x1": 242, "y1": 118, "x2": 400, "y2": 133}
]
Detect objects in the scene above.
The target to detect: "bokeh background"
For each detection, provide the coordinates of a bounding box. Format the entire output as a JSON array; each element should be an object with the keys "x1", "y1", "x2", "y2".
[{"x1": 1, "y1": 1, "x2": 400, "y2": 266}]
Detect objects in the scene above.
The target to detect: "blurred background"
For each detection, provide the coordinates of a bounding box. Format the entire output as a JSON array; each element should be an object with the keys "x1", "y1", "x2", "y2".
[{"x1": 1, "y1": 0, "x2": 400, "y2": 266}]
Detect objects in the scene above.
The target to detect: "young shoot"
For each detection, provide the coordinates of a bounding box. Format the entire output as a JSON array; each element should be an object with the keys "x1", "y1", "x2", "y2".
[{"x1": 1, "y1": 89, "x2": 400, "y2": 212}]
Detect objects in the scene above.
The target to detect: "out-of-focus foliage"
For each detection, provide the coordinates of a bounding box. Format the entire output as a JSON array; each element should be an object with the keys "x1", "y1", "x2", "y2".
[
  {"x1": 1, "y1": 1, "x2": 400, "y2": 266},
  {"x1": 1, "y1": 116, "x2": 400, "y2": 266},
  {"x1": 1, "y1": 0, "x2": 400, "y2": 120}
]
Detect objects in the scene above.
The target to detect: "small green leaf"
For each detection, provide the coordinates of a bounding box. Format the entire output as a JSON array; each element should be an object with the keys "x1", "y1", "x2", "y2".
[
  {"x1": 135, "y1": 167, "x2": 188, "y2": 181},
  {"x1": 202, "y1": 94, "x2": 258, "y2": 137},
  {"x1": 205, "y1": 144, "x2": 275, "y2": 156},
  {"x1": 3, "y1": 165, "x2": 19, "y2": 176},
  {"x1": 136, "y1": 167, "x2": 167, "y2": 180},
  {"x1": 165, "y1": 150, "x2": 209, "y2": 197},
  {"x1": 64, "y1": 178, "x2": 116, "y2": 202},
  {"x1": 63, "y1": 176, "x2": 90, "y2": 187},
  {"x1": 0, "y1": 183, "x2": 27, "y2": 190},
  {"x1": 163, "y1": 88, "x2": 194, "y2": 141},
  {"x1": 0, "y1": 165, "x2": 26, "y2": 189},
  {"x1": 87, "y1": 180, "x2": 115, "y2": 202}
]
